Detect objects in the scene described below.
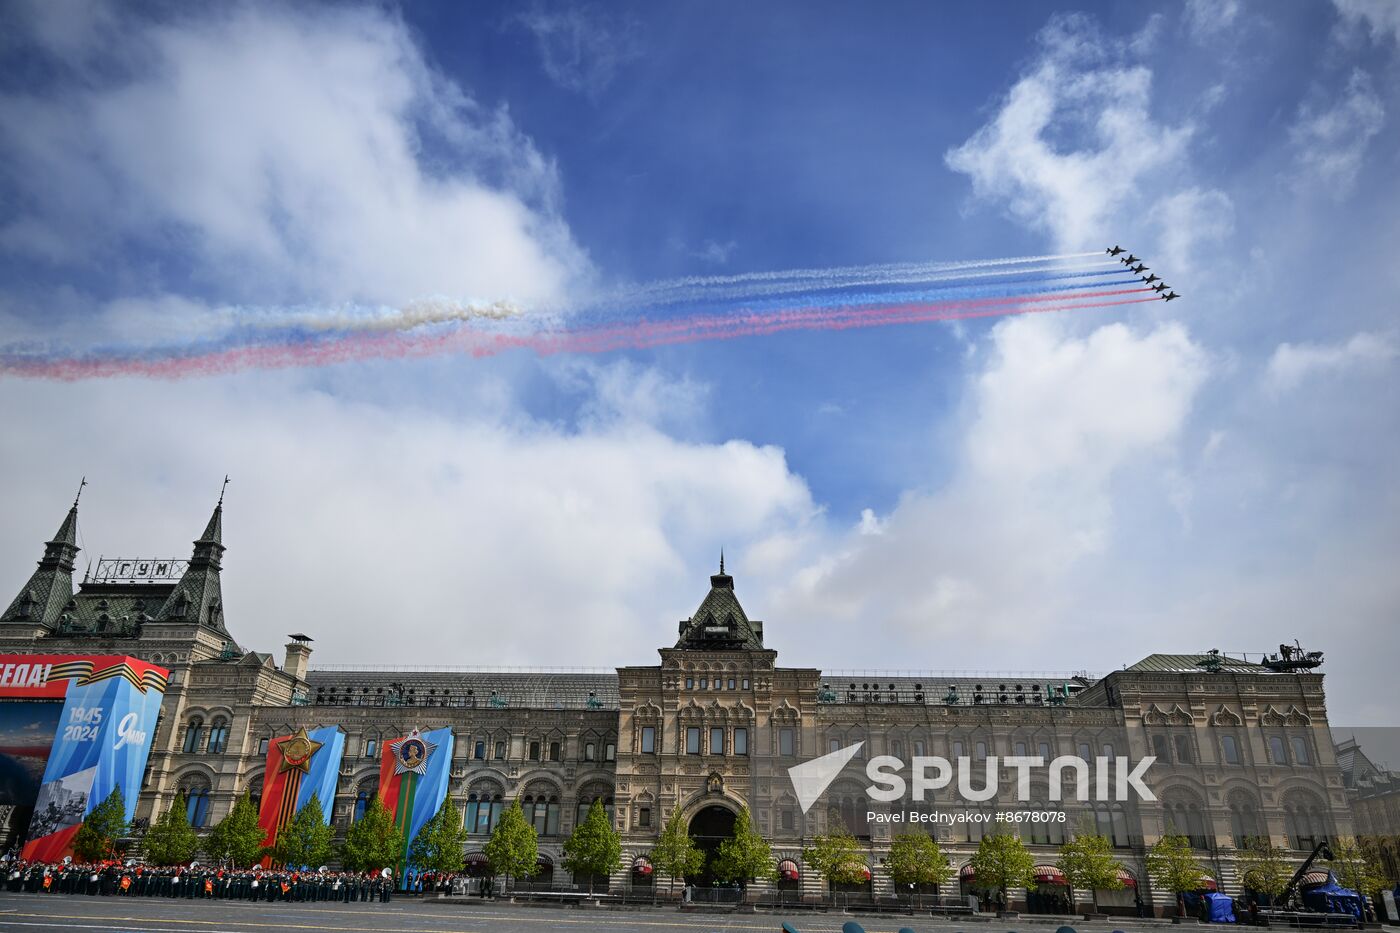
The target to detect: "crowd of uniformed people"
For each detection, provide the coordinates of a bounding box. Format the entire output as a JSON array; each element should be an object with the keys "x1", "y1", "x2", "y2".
[{"x1": 2, "y1": 858, "x2": 461, "y2": 903}]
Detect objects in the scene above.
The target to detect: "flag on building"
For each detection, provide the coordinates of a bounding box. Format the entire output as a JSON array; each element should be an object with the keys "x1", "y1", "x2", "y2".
[
  {"x1": 256, "y1": 725, "x2": 344, "y2": 859},
  {"x1": 377, "y1": 726, "x2": 454, "y2": 870}
]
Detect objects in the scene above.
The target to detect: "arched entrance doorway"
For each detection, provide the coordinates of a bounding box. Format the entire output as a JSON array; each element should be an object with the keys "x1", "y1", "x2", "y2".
[{"x1": 687, "y1": 805, "x2": 736, "y2": 885}]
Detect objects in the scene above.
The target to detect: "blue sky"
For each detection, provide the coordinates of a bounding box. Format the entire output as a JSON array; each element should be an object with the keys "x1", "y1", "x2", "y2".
[{"x1": 0, "y1": 0, "x2": 1397, "y2": 723}]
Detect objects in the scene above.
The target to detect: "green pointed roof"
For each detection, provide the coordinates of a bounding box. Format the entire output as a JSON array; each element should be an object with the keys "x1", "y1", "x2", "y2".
[
  {"x1": 674, "y1": 561, "x2": 765, "y2": 650},
  {"x1": 2, "y1": 501, "x2": 80, "y2": 626},
  {"x1": 156, "y1": 500, "x2": 228, "y2": 633}
]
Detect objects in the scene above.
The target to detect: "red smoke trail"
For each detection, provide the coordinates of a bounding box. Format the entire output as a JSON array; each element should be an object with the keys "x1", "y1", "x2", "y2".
[{"x1": 3, "y1": 288, "x2": 1157, "y2": 380}]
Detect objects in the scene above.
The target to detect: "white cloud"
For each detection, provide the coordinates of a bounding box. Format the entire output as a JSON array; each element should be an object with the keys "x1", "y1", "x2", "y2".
[
  {"x1": 1290, "y1": 70, "x2": 1386, "y2": 197},
  {"x1": 1266, "y1": 332, "x2": 1398, "y2": 392},
  {"x1": 769, "y1": 316, "x2": 1208, "y2": 646},
  {"x1": 0, "y1": 367, "x2": 816, "y2": 668},
  {"x1": 0, "y1": 3, "x2": 589, "y2": 309},
  {"x1": 511, "y1": 4, "x2": 642, "y2": 98},
  {"x1": 1185, "y1": 0, "x2": 1241, "y2": 41},
  {"x1": 944, "y1": 13, "x2": 1231, "y2": 267},
  {"x1": 1333, "y1": 0, "x2": 1400, "y2": 44}
]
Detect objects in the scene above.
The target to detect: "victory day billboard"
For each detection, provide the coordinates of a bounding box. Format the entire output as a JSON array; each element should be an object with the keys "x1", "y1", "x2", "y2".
[
  {"x1": 256, "y1": 725, "x2": 345, "y2": 862},
  {"x1": 0, "y1": 655, "x2": 170, "y2": 861}
]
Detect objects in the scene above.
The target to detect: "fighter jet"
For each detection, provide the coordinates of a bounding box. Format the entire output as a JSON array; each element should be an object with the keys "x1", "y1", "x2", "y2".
[
  {"x1": 1106, "y1": 245, "x2": 1125, "y2": 256},
  {"x1": 1130, "y1": 263, "x2": 1148, "y2": 274},
  {"x1": 1142, "y1": 274, "x2": 1161, "y2": 285},
  {"x1": 1151, "y1": 282, "x2": 1168, "y2": 293},
  {"x1": 1120, "y1": 254, "x2": 1139, "y2": 266},
  {"x1": 1162, "y1": 291, "x2": 1180, "y2": 302}
]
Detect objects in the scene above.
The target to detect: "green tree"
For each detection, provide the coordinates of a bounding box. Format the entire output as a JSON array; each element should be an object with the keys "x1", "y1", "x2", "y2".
[
  {"x1": 886, "y1": 832, "x2": 952, "y2": 907},
  {"x1": 712, "y1": 806, "x2": 775, "y2": 889},
  {"x1": 802, "y1": 827, "x2": 867, "y2": 903},
  {"x1": 74, "y1": 786, "x2": 127, "y2": 862},
  {"x1": 1146, "y1": 833, "x2": 1206, "y2": 916},
  {"x1": 143, "y1": 792, "x2": 199, "y2": 866},
  {"x1": 482, "y1": 799, "x2": 537, "y2": 890},
  {"x1": 562, "y1": 798, "x2": 621, "y2": 894},
  {"x1": 970, "y1": 831, "x2": 1036, "y2": 912},
  {"x1": 1327, "y1": 837, "x2": 1388, "y2": 899},
  {"x1": 339, "y1": 796, "x2": 404, "y2": 873},
  {"x1": 650, "y1": 806, "x2": 703, "y2": 897},
  {"x1": 411, "y1": 798, "x2": 469, "y2": 874},
  {"x1": 205, "y1": 790, "x2": 266, "y2": 868},
  {"x1": 269, "y1": 793, "x2": 333, "y2": 869},
  {"x1": 1236, "y1": 837, "x2": 1292, "y2": 905},
  {"x1": 1056, "y1": 831, "x2": 1124, "y2": 914}
]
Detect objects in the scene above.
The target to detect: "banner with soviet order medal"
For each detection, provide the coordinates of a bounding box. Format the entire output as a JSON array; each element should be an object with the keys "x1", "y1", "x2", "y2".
[
  {"x1": 378, "y1": 727, "x2": 454, "y2": 870},
  {"x1": 6, "y1": 655, "x2": 170, "y2": 861},
  {"x1": 256, "y1": 725, "x2": 344, "y2": 860}
]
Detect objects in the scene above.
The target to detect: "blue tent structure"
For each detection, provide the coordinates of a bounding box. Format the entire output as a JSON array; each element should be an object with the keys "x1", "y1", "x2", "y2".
[
  {"x1": 1182, "y1": 891, "x2": 1236, "y2": 922},
  {"x1": 1301, "y1": 877, "x2": 1363, "y2": 919}
]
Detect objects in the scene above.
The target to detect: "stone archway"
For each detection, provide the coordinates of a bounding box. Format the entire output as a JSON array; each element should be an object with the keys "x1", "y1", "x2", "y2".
[{"x1": 687, "y1": 804, "x2": 737, "y2": 885}]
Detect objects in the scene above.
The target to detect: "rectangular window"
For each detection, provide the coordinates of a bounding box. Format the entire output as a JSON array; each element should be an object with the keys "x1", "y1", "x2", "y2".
[
  {"x1": 781, "y1": 809, "x2": 794, "y2": 831},
  {"x1": 742, "y1": 678, "x2": 750, "y2": 689},
  {"x1": 585, "y1": 742, "x2": 596, "y2": 761},
  {"x1": 952, "y1": 741, "x2": 964, "y2": 759},
  {"x1": 639, "y1": 807, "x2": 651, "y2": 828},
  {"x1": 641, "y1": 726, "x2": 655, "y2": 753},
  {"x1": 829, "y1": 738, "x2": 840, "y2": 754},
  {"x1": 914, "y1": 740, "x2": 925, "y2": 757},
  {"x1": 1014, "y1": 741, "x2": 1027, "y2": 756},
  {"x1": 258, "y1": 737, "x2": 269, "y2": 755},
  {"x1": 779, "y1": 728, "x2": 794, "y2": 757},
  {"x1": 529, "y1": 741, "x2": 541, "y2": 760},
  {"x1": 549, "y1": 741, "x2": 561, "y2": 761},
  {"x1": 686, "y1": 727, "x2": 701, "y2": 755},
  {"x1": 975, "y1": 741, "x2": 988, "y2": 759},
  {"x1": 727, "y1": 678, "x2": 735, "y2": 690},
  {"x1": 892, "y1": 740, "x2": 903, "y2": 758},
  {"x1": 1222, "y1": 734, "x2": 1241, "y2": 765},
  {"x1": 710, "y1": 727, "x2": 725, "y2": 755},
  {"x1": 685, "y1": 677, "x2": 694, "y2": 690},
  {"x1": 1174, "y1": 734, "x2": 1193, "y2": 764},
  {"x1": 1038, "y1": 742, "x2": 1051, "y2": 760},
  {"x1": 734, "y1": 727, "x2": 748, "y2": 756},
  {"x1": 1290, "y1": 736, "x2": 1311, "y2": 765},
  {"x1": 365, "y1": 739, "x2": 377, "y2": 758},
  {"x1": 699, "y1": 677, "x2": 708, "y2": 689},
  {"x1": 605, "y1": 742, "x2": 616, "y2": 761},
  {"x1": 474, "y1": 741, "x2": 486, "y2": 760},
  {"x1": 1269, "y1": 735, "x2": 1288, "y2": 764},
  {"x1": 494, "y1": 741, "x2": 505, "y2": 760},
  {"x1": 1078, "y1": 742, "x2": 1092, "y2": 760}
]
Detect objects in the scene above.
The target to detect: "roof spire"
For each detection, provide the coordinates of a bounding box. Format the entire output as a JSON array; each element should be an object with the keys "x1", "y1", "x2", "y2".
[
  {"x1": 73, "y1": 476, "x2": 87, "y2": 509},
  {"x1": 719, "y1": 548, "x2": 725, "y2": 575},
  {"x1": 218, "y1": 474, "x2": 229, "y2": 507}
]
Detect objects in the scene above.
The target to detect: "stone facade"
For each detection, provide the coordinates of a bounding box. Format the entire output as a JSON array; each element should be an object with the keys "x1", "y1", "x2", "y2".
[{"x1": 0, "y1": 498, "x2": 1357, "y2": 914}]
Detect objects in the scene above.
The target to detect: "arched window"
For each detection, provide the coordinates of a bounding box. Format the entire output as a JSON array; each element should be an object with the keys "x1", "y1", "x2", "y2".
[
  {"x1": 466, "y1": 784, "x2": 504, "y2": 834},
  {"x1": 207, "y1": 717, "x2": 230, "y2": 755},
  {"x1": 247, "y1": 776, "x2": 263, "y2": 813},
  {"x1": 180, "y1": 781, "x2": 211, "y2": 828},
  {"x1": 575, "y1": 785, "x2": 614, "y2": 827},
  {"x1": 1283, "y1": 791, "x2": 1330, "y2": 851},
  {"x1": 1092, "y1": 803, "x2": 1128, "y2": 847},
  {"x1": 1163, "y1": 790, "x2": 1209, "y2": 849},
  {"x1": 182, "y1": 717, "x2": 204, "y2": 753},
  {"x1": 1228, "y1": 791, "x2": 1263, "y2": 848},
  {"x1": 354, "y1": 781, "x2": 377, "y2": 822},
  {"x1": 521, "y1": 789, "x2": 561, "y2": 836}
]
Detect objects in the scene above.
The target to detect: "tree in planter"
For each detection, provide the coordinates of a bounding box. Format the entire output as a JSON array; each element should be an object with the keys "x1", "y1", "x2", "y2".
[
  {"x1": 650, "y1": 806, "x2": 703, "y2": 898},
  {"x1": 802, "y1": 827, "x2": 868, "y2": 904},
  {"x1": 340, "y1": 796, "x2": 404, "y2": 873},
  {"x1": 1235, "y1": 837, "x2": 1292, "y2": 907},
  {"x1": 74, "y1": 786, "x2": 127, "y2": 862},
  {"x1": 1145, "y1": 833, "x2": 1207, "y2": 917},
  {"x1": 970, "y1": 831, "x2": 1036, "y2": 914},
  {"x1": 1326, "y1": 837, "x2": 1388, "y2": 904},
  {"x1": 886, "y1": 832, "x2": 952, "y2": 908},
  {"x1": 712, "y1": 806, "x2": 776, "y2": 892},
  {"x1": 1056, "y1": 830, "x2": 1124, "y2": 915},
  {"x1": 206, "y1": 791, "x2": 266, "y2": 868},
  {"x1": 268, "y1": 793, "x2": 333, "y2": 869},
  {"x1": 144, "y1": 792, "x2": 199, "y2": 866},
  {"x1": 482, "y1": 800, "x2": 538, "y2": 893},
  {"x1": 562, "y1": 798, "x2": 620, "y2": 895}
]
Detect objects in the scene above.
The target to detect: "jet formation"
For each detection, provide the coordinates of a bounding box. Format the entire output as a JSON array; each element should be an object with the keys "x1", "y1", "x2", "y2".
[{"x1": 1106, "y1": 246, "x2": 1179, "y2": 301}]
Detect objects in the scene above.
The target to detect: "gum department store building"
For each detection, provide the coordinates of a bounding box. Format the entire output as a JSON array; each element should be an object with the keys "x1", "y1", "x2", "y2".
[{"x1": 0, "y1": 498, "x2": 1356, "y2": 913}]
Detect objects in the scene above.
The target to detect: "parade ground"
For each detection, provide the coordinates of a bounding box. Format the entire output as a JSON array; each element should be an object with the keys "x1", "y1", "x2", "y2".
[{"x1": 0, "y1": 892, "x2": 1200, "y2": 933}]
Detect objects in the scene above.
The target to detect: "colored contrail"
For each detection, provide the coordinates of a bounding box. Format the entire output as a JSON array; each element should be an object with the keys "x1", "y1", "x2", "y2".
[{"x1": 0, "y1": 252, "x2": 1169, "y2": 380}]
